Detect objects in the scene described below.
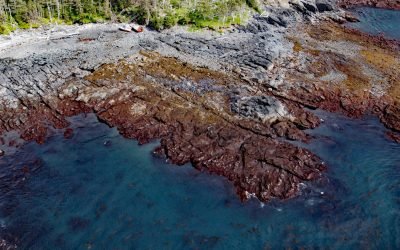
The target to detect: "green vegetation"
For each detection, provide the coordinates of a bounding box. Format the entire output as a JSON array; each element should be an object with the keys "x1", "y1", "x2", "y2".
[{"x1": 0, "y1": 0, "x2": 261, "y2": 34}]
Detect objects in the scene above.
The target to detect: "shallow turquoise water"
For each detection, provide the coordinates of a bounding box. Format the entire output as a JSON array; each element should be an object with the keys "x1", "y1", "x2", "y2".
[
  {"x1": 347, "y1": 7, "x2": 400, "y2": 40},
  {"x1": 0, "y1": 111, "x2": 399, "y2": 249}
]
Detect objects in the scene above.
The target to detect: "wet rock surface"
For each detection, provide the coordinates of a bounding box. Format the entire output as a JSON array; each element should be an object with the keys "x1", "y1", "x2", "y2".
[
  {"x1": 0, "y1": 0, "x2": 399, "y2": 202},
  {"x1": 285, "y1": 22, "x2": 400, "y2": 133},
  {"x1": 337, "y1": 0, "x2": 400, "y2": 10}
]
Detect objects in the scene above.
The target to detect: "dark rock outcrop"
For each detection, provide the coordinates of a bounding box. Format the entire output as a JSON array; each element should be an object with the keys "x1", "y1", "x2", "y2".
[
  {"x1": 302, "y1": 1, "x2": 318, "y2": 13},
  {"x1": 316, "y1": 0, "x2": 335, "y2": 12}
]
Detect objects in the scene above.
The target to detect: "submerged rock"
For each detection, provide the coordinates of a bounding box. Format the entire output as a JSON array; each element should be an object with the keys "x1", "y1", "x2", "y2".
[{"x1": 63, "y1": 128, "x2": 74, "y2": 139}]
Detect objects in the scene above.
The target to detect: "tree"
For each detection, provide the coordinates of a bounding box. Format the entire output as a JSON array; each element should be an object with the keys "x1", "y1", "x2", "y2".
[{"x1": 0, "y1": 0, "x2": 259, "y2": 33}]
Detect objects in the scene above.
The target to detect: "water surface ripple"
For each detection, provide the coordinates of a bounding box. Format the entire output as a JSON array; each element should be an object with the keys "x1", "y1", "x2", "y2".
[{"x1": 348, "y1": 7, "x2": 400, "y2": 40}]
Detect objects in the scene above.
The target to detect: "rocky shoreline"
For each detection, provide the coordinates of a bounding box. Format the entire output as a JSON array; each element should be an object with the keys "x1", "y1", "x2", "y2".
[
  {"x1": 0, "y1": 0, "x2": 399, "y2": 202},
  {"x1": 338, "y1": 0, "x2": 400, "y2": 10}
]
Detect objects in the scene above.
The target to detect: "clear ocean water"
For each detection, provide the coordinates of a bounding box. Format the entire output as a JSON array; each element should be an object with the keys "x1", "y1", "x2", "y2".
[
  {"x1": 0, "y1": 110, "x2": 399, "y2": 249},
  {"x1": 347, "y1": 7, "x2": 400, "y2": 40}
]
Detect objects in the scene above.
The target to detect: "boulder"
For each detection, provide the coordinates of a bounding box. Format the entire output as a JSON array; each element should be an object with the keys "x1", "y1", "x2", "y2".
[
  {"x1": 231, "y1": 95, "x2": 289, "y2": 123},
  {"x1": 344, "y1": 12, "x2": 360, "y2": 22},
  {"x1": 301, "y1": 0, "x2": 318, "y2": 13},
  {"x1": 316, "y1": 0, "x2": 334, "y2": 12}
]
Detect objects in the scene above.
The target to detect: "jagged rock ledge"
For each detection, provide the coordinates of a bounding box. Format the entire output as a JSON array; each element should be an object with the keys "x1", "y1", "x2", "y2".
[{"x1": 0, "y1": 51, "x2": 327, "y2": 202}]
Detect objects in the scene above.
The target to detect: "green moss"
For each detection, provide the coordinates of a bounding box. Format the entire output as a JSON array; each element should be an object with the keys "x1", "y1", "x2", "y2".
[{"x1": 18, "y1": 22, "x2": 31, "y2": 29}]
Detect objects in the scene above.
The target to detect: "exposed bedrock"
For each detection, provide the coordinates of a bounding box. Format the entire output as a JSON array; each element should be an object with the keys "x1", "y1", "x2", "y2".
[
  {"x1": 0, "y1": 52, "x2": 326, "y2": 201},
  {"x1": 280, "y1": 21, "x2": 400, "y2": 133},
  {"x1": 230, "y1": 96, "x2": 289, "y2": 123}
]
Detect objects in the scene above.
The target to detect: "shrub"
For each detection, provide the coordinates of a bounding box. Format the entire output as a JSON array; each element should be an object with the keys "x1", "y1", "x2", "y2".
[
  {"x1": 246, "y1": 0, "x2": 261, "y2": 12},
  {"x1": 149, "y1": 15, "x2": 164, "y2": 30},
  {"x1": 164, "y1": 12, "x2": 178, "y2": 28}
]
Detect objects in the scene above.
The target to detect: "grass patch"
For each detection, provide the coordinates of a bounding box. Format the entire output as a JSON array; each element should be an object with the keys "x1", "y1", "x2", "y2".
[{"x1": 0, "y1": 23, "x2": 17, "y2": 35}]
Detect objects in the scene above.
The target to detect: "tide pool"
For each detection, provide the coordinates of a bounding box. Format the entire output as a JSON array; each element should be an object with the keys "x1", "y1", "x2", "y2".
[
  {"x1": 347, "y1": 7, "x2": 400, "y2": 40},
  {"x1": 0, "y1": 111, "x2": 399, "y2": 249}
]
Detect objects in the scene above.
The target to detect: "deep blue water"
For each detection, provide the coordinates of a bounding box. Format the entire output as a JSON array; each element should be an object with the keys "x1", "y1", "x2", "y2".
[
  {"x1": 0, "y1": 111, "x2": 399, "y2": 249},
  {"x1": 347, "y1": 7, "x2": 400, "y2": 40}
]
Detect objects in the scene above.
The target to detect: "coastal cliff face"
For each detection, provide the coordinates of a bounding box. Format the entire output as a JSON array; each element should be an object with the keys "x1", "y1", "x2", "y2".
[{"x1": 0, "y1": 0, "x2": 399, "y2": 201}]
